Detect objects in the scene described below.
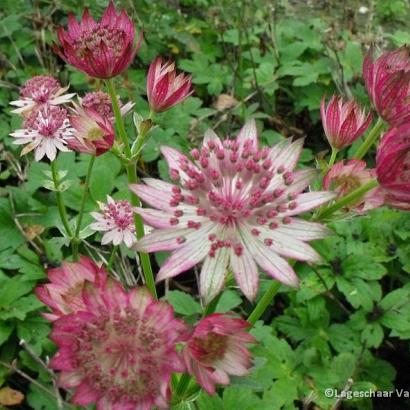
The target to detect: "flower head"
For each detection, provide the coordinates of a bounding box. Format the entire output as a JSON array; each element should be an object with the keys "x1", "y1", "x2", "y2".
[
  {"x1": 50, "y1": 280, "x2": 188, "y2": 409},
  {"x1": 147, "y1": 56, "x2": 193, "y2": 113},
  {"x1": 132, "y1": 120, "x2": 334, "y2": 302},
  {"x1": 323, "y1": 160, "x2": 384, "y2": 213},
  {"x1": 10, "y1": 75, "x2": 75, "y2": 116},
  {"x1": 67, "y1": 102, "x2": 115, "y2": 156},
  {"x1": 183, "y1": 313, "x2": 255, "y2": 395},
  {"x1": 90, "y1": 196, "x2": 138, "y2": 247},
  {"x1": 35, "y1": 256, "x2": 106, "y2": 321},
  {"x1": 10, "y1": 105, "x2": 74, "y2": 161},
  {"x1": 80, "y1": 91, "x2": 134, "y2": 120},
  {"x1": 320, "y1": 95, "x2": 372, "y2": 150},
  {"x1": 54, "y1": 1, "x2": 141, "y2": 79},
  {"x1": 376, "y1": 124, "x2": 410, "y2": 210},
  {"x1": 363, "y1": 47, "x2": 410, "y2": 126}
]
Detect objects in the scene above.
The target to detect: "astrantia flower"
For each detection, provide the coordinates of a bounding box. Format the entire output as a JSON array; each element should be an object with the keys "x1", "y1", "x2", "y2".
[
  {"x1": 50, "y1": 280, "x2": 188, "y2": 409},
  {"x1": 376, "y1": 124, "x2": 410, "y2": 210},
  {"x1": 10, "y1": 105, "x2": 74, "y2": 161},
  {"x1": 54, "y1": 1, "x2": 141, "y2": 79},
  {"x1": 10, "y1": 75, "x2": 75, "y2": 116},
  {"x1": 90, "y1": 196, "x2": 137, "y2": 247},
  {"x1": 35, "y1": 256, "x2": 106, "y2": 321},
  {"x1": 80, "y1": 90, "x2": 134, "y2": 120},
  {"x1": 67, "y1": 103, "x2": 115, "y2": 156},
  {"x1": 320, "y1": 95, "x2": 372, "y2": 150},
  {"x1": 183, "y1": 313, "x2": 255, "y2": 395},
  {"x1": 323, "y1": 160, "x2": 384, "y2": 213},
  {"x1": 147, "y1": 56, "x2": 193, "y2": 113},
  {"x1": 363, "y1": 47, "x2": 410, "y2": 126},
  {"x1": 131, "y1": 120, "x2": 334, "y2": 302}
]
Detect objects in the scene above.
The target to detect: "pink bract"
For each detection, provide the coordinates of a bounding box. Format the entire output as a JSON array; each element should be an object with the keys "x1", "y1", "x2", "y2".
[
  {"x1": 10, "y1": 75, "x2": 75, "y2": 116},
  {"x1": 35, "y1": 256, "x2": 106, "y2": 321},
  {"x1": 323, "y1": 160, "x2": 384, "y2": 213},
  {"x1": 147, "y1": 56, "x2": 193, "y2": 113},
  {"x1": 363, "y1": 46, "x2": 410, "y2": 126},
  {"x1": 183, "y1": 313, "x2": 255, "y2": 395},
  {"x1": 50, "y1": 280, "x2": 188, "y2": 410},
  {"x1": 376, "y1": 124, "x2": 410, "y2": 210},
  {"x1": 67, "y1": 102, "x2": 115, "y2": 156},
  {"x1": 131, "y1": 120, "x2": 334, "y2": 302},
  {"x1": 320, "y1": 95, "x2": 372, "y2": 150},
  {"x1": 54, "y1": 1, "x2": 141, "y2": 79}
]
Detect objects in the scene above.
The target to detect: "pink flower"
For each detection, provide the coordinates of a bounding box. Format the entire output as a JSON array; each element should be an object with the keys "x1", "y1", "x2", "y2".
[
  {"x1": 35, "y1": 256, "x2": 107, "y2": 321},
  {"x1": 80, "y1": 91, "x2": 134, "y2": 120},
  {"x1": 50, "y1": 280, "x2": 188, "y2": 409},
  {"x1": 376, "y1": 124, "x2": 410, "y2": 210},
  {"x1": 67, "y1": 103, "x2": 115, "y2": 156},
  {"x1": 363, "y1": 47, "x2": 410, "y2": 126},
  {"x1": 147, "y1": 56, "x2": 193, "y2": 113},
  {"x1": 320, "y1": 95, "x2": 372, "y2": 150},
  {"x1": 10, "y1": 105, "x2": 74, "y2": 161},
  {"x1": 183, "y1": 313, "x2": 255, "y2": 395},
  {"x1": 54, "y1": 2, "x2": 141, "y2": 79},
  {"x1": 131, "y1": 120, "x2": 334, "y2": 302},
  {"x1": 90, "y1": 196, "x2": 138, "y2": 247},
  {"x1": 323, "y1": 160, "x2": 384, "y2": 213},
  {"x1": 10, "y1": 75, "x2": 75, "y2": 116}
]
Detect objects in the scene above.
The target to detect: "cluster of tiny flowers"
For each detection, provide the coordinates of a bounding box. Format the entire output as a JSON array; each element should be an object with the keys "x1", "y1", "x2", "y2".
[
  {"x1": 132, "y1": 120, "x2": 334, "y2": 302},
  {"x1": 10, "y1": 105, "x2": 74, "y2": 161},
  {"x1": 36, "y1": 258, "x2": 255, "y2": 409},
  {"x1": 90, "y1": 196, "x2": 139, "y2": 248}
]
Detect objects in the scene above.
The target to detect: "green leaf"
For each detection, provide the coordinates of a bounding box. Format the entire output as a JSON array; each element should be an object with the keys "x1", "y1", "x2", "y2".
[
  {"x1": 215, "y1": 290, "x2": 242, "y2": 313},
  {"x1": 166, "y1": 291, "x2": 201, "y2": 316}
]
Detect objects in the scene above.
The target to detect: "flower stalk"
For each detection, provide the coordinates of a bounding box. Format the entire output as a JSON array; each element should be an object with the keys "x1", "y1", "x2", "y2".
[
  {"x1": 51, "y1": 160, "x2": 72, "y2": 239},
  {"x1": 72, "y1": 155, "x2": 95, "y2": 260},
  {"x1": 353, "y1": 117, "x2": 384, "y2": 160},
  {"x1": 315, "y1": 179, "x2": 379, "y2": 220},
  {"x1": 247, "y1": 280, "x2": 281, "y2": 325},
  {"x1": 106, "y1": 79, "x2": 157, "y2": 299}
]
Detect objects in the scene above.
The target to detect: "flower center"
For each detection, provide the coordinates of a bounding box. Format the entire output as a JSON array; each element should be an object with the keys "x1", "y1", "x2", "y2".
[
  {"x1": 21, "y1": 76, "x2": 60, "y2": 102},
  {"x1": 76, "y1": 307, "x2": 165, "y2": 403},
  {"x1": 191, "y1": 332, "x2": 227, "y2": 363},
  {"x1": 105, "y1": 200, "x2": 134, "y2": 230},
  {"x1": 27, "y1": 106, "x2": 68, "y2": 137},
  {"x1": 82, "y1": 91, "x2": 113, "y2": 118},
  {"x1": 75, "y1": 25, "x2": 125, "y2": 59}
]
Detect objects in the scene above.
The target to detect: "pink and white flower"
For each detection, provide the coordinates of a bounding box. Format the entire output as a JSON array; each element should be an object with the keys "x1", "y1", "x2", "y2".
[
  {"x1": 183, "y1": 313, "x2": 255, "y2": 395},
  {"x1": 363, "y1": 47, "x2": 410, "y2": 126},
  {"x1": 147, "y1": 56, "x2": 193, "y2": 113},
  {"x1": 10, "y1": 105, "x2": 74, "y2": 161},
  {"x1": 35, "y1": 256, "x2": 106, "y2": 321},
  {"x1": 323, "y1": 160, "x2": 384, "y2": 213},
  {"x1": 10, "y1": 75, "x2": 75, "y2": 116},
  {"x1": 376, "y1": 124, "x2": 410, "y2": 210},
  {"x1": 67, "y1": 103, "x2": 115, "y2": 156},
  {"x1": 320, "y1": 95, "x2": 372, "y2": 150},
  {"x1": 90, "y1": 196, "x2": 138, "y2": 248},
  {"x1": 80, "y1": 90, "x2": 134, "y2": 120},
  {"x1": 131, "y1": 120, "x2": 334, "y2": 302},
  {"x1": 50, "y1": 280, "x2": 188, "y2": 409},
  {"x1": 54, "y1": 1, "x2": 141, "y2": 79}
]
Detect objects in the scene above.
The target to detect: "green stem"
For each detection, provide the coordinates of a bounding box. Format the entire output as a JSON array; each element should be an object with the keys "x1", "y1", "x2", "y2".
[
  {"x1": 72, "y1": 156, "x2": 95, "y2": 260},
  {"x1": 328, "y1": 148, "x2": 338, "y2": 168},
  {"x1": 353, "y1": 117, "x2": 384, "y2": 160},
  {"x1": 316, "y1": 179, "x2": 379, "y2": 220},
  {"x1": 126, "y1": 162, "x2": 157, "y2": 299},
  {"x1": 51, "y1": 161, "x2": 72, "y2": 239},
  {"x1": 107, "y1": 246, "x2": 117, "y2": 271},
  {"x1": 106, "y1": 80, "x2": 157, "y2": 299},
  {"x1": 106, "y1": 79, "x2": 132, "y2": 157},
  {"x1": 247, "y1": 281, "x2": 281, "y2": 325}
]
